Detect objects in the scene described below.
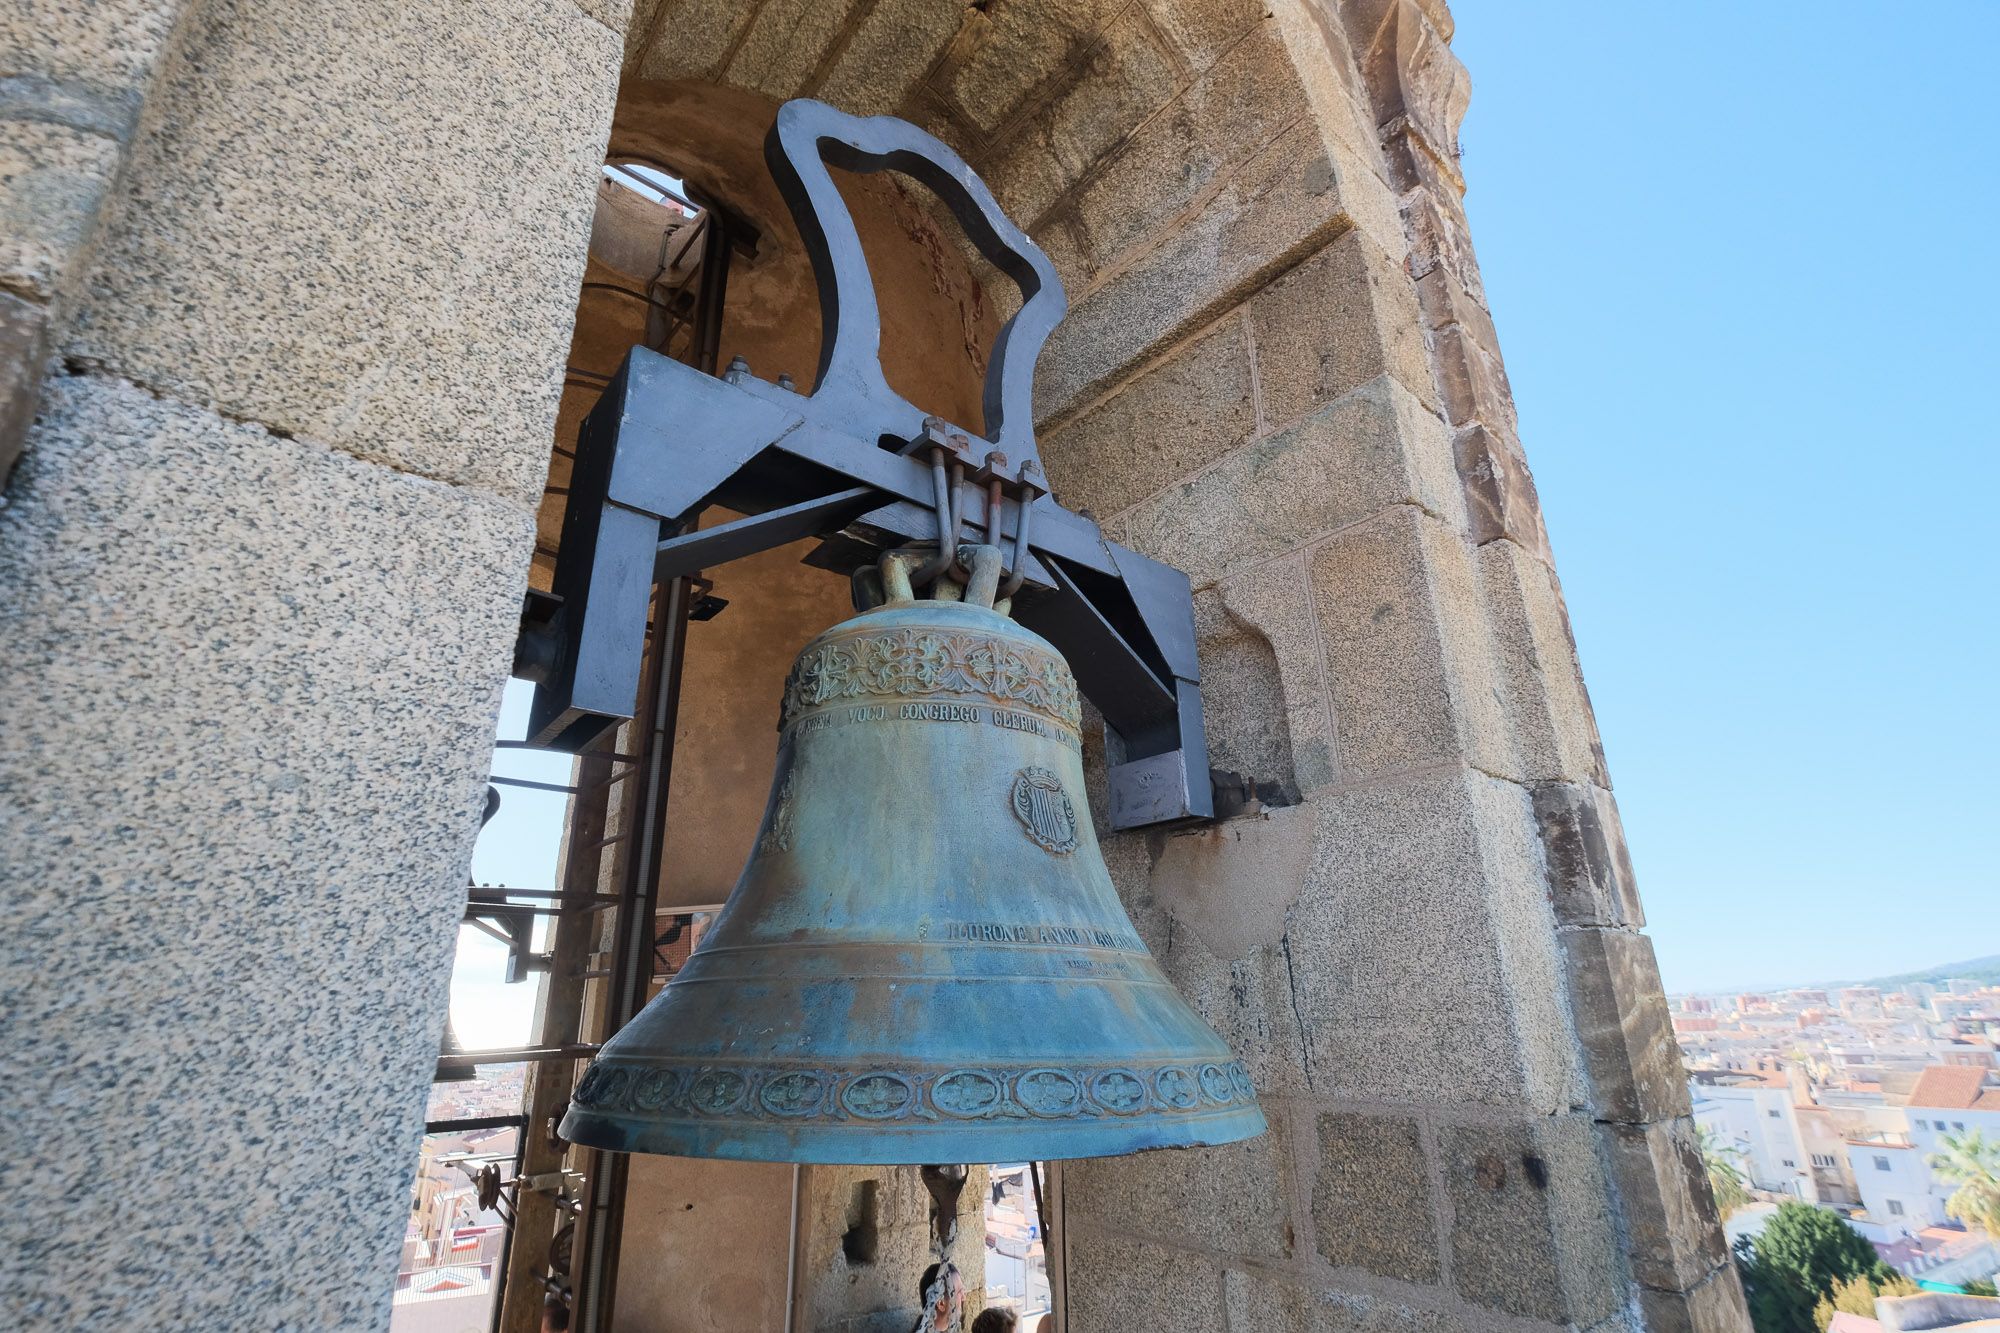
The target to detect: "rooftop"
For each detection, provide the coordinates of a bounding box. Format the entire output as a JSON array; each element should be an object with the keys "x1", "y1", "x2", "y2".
[{"x1": 1908, "y1": 1065, "x2": 2000, "y2": 1111}]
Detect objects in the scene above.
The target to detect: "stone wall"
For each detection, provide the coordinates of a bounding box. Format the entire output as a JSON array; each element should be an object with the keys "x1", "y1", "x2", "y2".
[
  {"x1": 608, "y1": 0, "x2": 1750, "y2": 1327},
  {"x1": 0, "y1": 0, "x2": 622, "y2": 1326}
]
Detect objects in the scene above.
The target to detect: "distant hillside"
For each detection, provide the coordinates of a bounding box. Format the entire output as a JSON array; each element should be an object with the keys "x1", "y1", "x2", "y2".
[{"x1": 1815, "y1": 953, "x2": 2000, "y2": 992}]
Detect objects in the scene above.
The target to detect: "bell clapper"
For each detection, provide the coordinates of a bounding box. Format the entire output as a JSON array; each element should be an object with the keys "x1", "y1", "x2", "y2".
[{"x1": 920, "y1": 1162, "x2": 969, "y2": 1253}]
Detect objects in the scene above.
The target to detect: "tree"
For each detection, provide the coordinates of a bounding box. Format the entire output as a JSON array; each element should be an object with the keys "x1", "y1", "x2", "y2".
[
  {"x1": 1700, "y1": 1124, "x2": 1754, "y2": 1219},
  {"x1": 1930, "y1": 1130, "x2": 2000, "y2": 1239},
  {"x1": 1811, "y1": 1270, "x2": 1918, "y2": 1331},
  {"x1": 1734, "y1": 1202, "x2": 1893, "y2": 1333}
]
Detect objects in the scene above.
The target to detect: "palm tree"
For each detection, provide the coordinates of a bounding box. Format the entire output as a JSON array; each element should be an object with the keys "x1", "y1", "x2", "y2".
[
  {"x1": 1930, "y1": 1129, "x2": 2000, "y2": 1239},
  {"x1": 1700, "y1": 1124, "x2": 1754, "y2": 1220}
]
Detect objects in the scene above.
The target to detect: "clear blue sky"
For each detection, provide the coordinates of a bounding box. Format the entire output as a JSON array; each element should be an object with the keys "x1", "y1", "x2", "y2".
[{"x1": 1451, "y1": 3, "x2": 1998, "y2": 993}]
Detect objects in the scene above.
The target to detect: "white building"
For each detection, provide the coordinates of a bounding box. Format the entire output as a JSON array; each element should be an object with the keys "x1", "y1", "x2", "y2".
[
  {"x1": 1691, "y1": 1072, "x2": 1814, "y2": 1200},
  {"x1": 1843, "y1": 1132, "x2": 1939, "y2": 1239},
  {"x1": 1904, "y1": 1066, "x2": 2000, "y2": 1229}
]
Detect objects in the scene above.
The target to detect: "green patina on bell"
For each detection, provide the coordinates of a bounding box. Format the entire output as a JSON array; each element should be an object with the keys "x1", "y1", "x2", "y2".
[{"x1": 561, "y1": 548, "x2": 1266, "y2": 1164}]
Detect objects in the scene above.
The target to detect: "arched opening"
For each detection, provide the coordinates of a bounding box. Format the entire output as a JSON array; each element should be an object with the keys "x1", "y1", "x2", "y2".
[{"x1": 405, "y1": 2, "x2": 1513, "y2": 1329}]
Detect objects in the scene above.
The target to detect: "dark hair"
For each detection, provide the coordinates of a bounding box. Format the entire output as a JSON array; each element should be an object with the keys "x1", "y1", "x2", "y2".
[
  {"x1": 919, "y1": 1263, "x2": 942, "y2": 1300},
  {"x1": 971, "y1": 1309, "x2": 1019, "y2": 1333}
]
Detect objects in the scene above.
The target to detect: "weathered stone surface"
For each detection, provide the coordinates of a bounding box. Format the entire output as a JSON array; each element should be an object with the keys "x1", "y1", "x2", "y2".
[
  {"x1": 1066, "y1": 1229, "x2": 1227, "y2": 1329},
  {"x1": 1638, "y1": 1263, "x2": 1750, "y2": 1333},
  {"x1": 0, "y1": 0, "x2": 179, "y2": 111},
  {"x1": 1562, "y1": 927, "x2": 1692, "y2": 1124},
  {"x1": 0, "y1": 373, "x2": 534, "y2": 1329},
  {"x1": 1414, "y1": 266, "x2": 1498, "y2": 351},
  {"x1": 1287, "y1": 771, "x2": 1573, "y2": 1108},
  {"x1": 1068, "y1": 1105, "x2": 1294, "y2": 1260},
  {"x1": 1114, "y1": 375, "x2": 1459, "y2": 590},
  {"x1": 1312, "y1": 1111, "x2": 1439, "y2": 1282},
  {"x1": 1216, "y1": 553, "x2": 1338, "y2": 792},
  {"x1": 990, "y1": 5, "x2": 1181, "y2": 223},
  {"x1": 66, "y1": 0, "x2": 620, "y2": 504},
  {"x1": 1140, "y1": 0, "x2": 1266, "y2": 70},
  {"x1": 1307, "y1": 505, "x2": 1512, "y2": 779},
  {"x1": 814, "y1": 0, "x2": 966, "y2": 116},
  {"x1": 1475, "y1": 536, "x2": 1605, "y2": 783},
  {"x1": 570, "y1": 0, "x2": 634, "y2": 33},
  {"x1": 1249, "y1": 228, "x2": 1437, "y2": 428},
  {"x1": 1357, "y1": 0, "x2": 1468, "y2": 174},
  {"x1": 1223, "y1": 1268, "x2": 1468, "y2": 1332},
  {"x1": 1454, "y1": 421, "x2": 1549, "y2": 554},
  {"x1": 1151, "y1": 804, "x2": 1316, "y2": 960},
  {"x1": 634, "y1": 0, "x2": 752, "y2": 79},
  {"x1": 617, "y1": 1156, "x2": 794, "y2": 1329},
  {"x1": 724, "y1": 0, "x2": 867, "y2": 100},
  {"x1": 1431, "y1": 321, "x2": 1517, "y2": 436},
  {"x1": 1442, "y1": 1116, "x2": 1624, "y2": 1325},
  {"x1": 0, "y1": 288, "x2": 49, "y2": 485},
  {"x1": 1041, "y1": 112, "x2": 1396, "y2": 418},
  {"x1": 939, "y1": 0, "x2": 1123, "y2": 138},
  {"x1": 796, "y1": 1164, "x2": 987, "y2": 1329},
  {"x1": 1070, "y1": 24, "x2": 1308, "y2": 270},
  {"x1": 1603, "y1": 1118, "x2": 1730, "y2": 1291},
  {"x1": 1533, "y1": 782, "x2": 1644, "y2": 928},
  {"x1": 1039, "y1": 314, "x2": 1256, "y2": 518},
  {"x1": 1338, "y1": 0, "x2": 1455, "y2": 53},
  {"x1": 0, "y1": 117, "x2": 120, "y2": 300},
  {"x1": 1267, "y1": 0, "x2": 1386, "y2": 167},
  {"x1": 1403, "y1": 184, "x2": 1485, "y2": 305}
]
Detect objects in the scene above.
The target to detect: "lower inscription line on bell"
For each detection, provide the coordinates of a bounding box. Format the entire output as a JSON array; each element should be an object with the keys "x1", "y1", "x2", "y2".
[{"x1": 786, "y1": 701, "x2": 1083, "y2": 751}]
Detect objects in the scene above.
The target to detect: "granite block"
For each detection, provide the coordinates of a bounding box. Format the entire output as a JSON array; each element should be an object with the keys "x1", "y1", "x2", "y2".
[
  {"x1": 1249, "y1": 227, "x2": 1437, "y2": 427},
  {"x1": 0, "y1": 116, "x2": 121, "y2": 300},
  {"x1": 1307, "y1": 505, "x2": 1513, "y2": 779},
  {"x1": 1067, "y1": 1104, "x2": 1294, "y2": 1260},
  {"x1": 1116, "y1": 375, "x2": 1460, "y2": 590},
  {"x1": 0, "y1": 0, "x2": 179, "y2": 115},
  {"x1": 1223, "y1": 1270, "x2": 1470, "y2": 1333},
  {"x1": 1441, "y1": 1115, "x2": 1625, "y2": 1326},
  {"x1": 0, "y1": 373, "x2": 535, "y2": 1330},
  {"x1": 1040, "y1": 314, "x2": 1256, "y2": 519},
  {"x1": 1286, "y1": 770, "x2": 1576, "y2": 1109},
  {"x1": 1312, "y1": 1111, "x2": 1439, "y2": 1282},
  {"x1": 65, "y1": 0, "x2": 620, "y2": 505},
  {"x1": 1066, "y1": 1229, "x2": 1228, "y2": 1329}
]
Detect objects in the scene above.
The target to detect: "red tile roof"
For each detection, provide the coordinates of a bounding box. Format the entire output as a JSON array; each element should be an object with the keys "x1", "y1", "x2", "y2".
[{"x1": 1907, "y1": 1065, "x2": 2000, "y2": 1110}]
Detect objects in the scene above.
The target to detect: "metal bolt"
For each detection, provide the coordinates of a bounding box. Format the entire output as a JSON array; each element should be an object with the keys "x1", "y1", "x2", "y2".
[{"x1": 723, "y1": 355, "x2": 751, "y2": 384}]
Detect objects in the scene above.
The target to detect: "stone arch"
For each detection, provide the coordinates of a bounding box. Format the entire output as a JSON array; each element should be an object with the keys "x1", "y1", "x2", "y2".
[{"x1": 0, "y1": 0, "x2": 1738, "y2": 1327}]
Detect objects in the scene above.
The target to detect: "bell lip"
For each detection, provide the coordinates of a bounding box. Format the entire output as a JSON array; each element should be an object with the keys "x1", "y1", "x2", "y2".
[{"x1": 557, "y1": 1101, "x2": 1268, "y2": 1165}]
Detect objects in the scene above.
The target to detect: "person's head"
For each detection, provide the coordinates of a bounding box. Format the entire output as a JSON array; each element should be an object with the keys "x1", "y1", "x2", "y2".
[
  {"x1": 917, "y1": 1262, "x2": 966, "y2": 1327},
  {"x1": 970, "y1": 1308, "x2": 1019, "y2": 1333},
  {"x1": 541, "y1": 1295, "x2": 569, "y2": 1333}
]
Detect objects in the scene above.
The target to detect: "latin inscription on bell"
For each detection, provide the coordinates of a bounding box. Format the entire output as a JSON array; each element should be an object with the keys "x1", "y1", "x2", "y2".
[{"x1": 1010, "y1": 766, "x2": 1079, "y2": 854}]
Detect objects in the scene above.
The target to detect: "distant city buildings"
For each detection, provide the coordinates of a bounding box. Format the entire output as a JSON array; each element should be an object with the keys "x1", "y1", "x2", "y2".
[{"x1": 1677, "y1": 975, "x2": 2000, "y2": 1288}]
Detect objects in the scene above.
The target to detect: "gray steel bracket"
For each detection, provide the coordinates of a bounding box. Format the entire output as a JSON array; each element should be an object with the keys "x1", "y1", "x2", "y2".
[{"x1": 523, "y1": 99, "x2": 1213, "y2": 827}]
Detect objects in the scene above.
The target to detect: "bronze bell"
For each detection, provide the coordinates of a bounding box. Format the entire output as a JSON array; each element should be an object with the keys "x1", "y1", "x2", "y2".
[{"x1": 560, "y1": 547, "x2": 1266, "y2": 1163}]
